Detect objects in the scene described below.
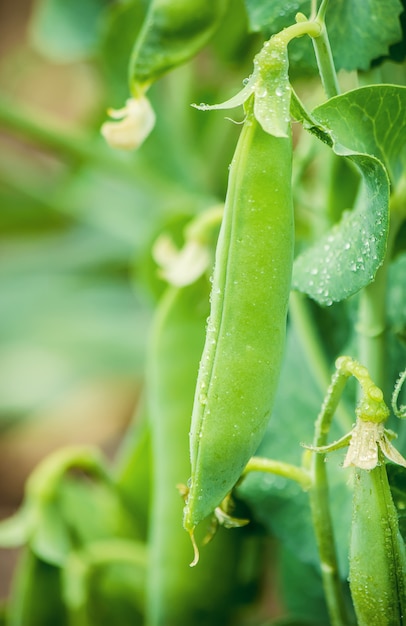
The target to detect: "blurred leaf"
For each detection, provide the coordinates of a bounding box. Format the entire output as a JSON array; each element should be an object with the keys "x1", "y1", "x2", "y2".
[
  {"x1": 388, "y1": 252, "x2": 406, "y2": 342},
  {"x1": 268, "y1": 617, "x2": 326, "y2": 626},
  {"x1": 86, "y1": 557, "x2": 145, "y2": 625},
  {"x1": 278, "y1": 546, "x2": 330, "y2": 626},
  {"x1": 58, "y1": 474, "x2": 141, "y2": 545},
  {"x1": 29, "y1": 0, "x2": 111, "y2": 63},
  {"x1": 31, "y1": 501, "x2": 72, "y2": 566},
  {"x1": 0, "y1": 507, "x2": 33, "y2": 548},
  {"x1": 243, "y1": 0, "x2": 309, "y2": 34},
  {"x1": 62, "y1": 538, "x2": 146, "y2": 616},
  {"x1": 55, "y1": 165, "x2": 209, "y2": 248},
  {"x1": 99, "y1": 0, "x2": 149, "y2": 106},
  {"x1": 0, "y1": 273, "x2": 150, "y2": 416}
]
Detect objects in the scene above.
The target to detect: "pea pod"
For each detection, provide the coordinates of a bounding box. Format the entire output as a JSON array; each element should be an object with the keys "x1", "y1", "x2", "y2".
[
  {"x1": 7, "y1": 549, "x2": 67, "y2": 626},
  {"x1": 147, "y1": 277, "x2": 248, "y2": 625},
  {"x1": 182, "y1": 19, "x2": 325, "y2": 542},
  {"x1": 349, "y1": 462, "x2": 406, "y2": 626},
  {"x1": 130, "y1": 0, "x2": 229, "y2": 94},
  {"x1": 183, "y1": 92, "x2": 294, "y2": 538}
]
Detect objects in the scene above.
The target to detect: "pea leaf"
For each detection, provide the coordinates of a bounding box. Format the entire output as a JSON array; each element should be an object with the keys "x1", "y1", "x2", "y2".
[
  {"x1": 99, "y1": 0, "x2": 149, "y2": 106},
  {"x1": 388, "y1": 252, "x2": 406, "y2": 343},
  {"x1": 31, "y1": 502, "x2": 72, "y2": 566},
  {"x1": 278, "y1": 546, "x2": 330, "y2": 626},
  {"x1": 312, "y1": 86, "x2": 406, "y2": 186},
  {"x1": 29, "y1": 0, "x2": 111, "y2": 63},
  {"x1": 243, "y1": 0, "x2": 308, "y2": 34},
  {"x1": 327, "y1": 0, "x2": 403, "y2": 71},
  {"x1": 244, "y1": 0, "x2": 403, "y2": 72},
  {"x1": 292, "y1": 86, "x2": 406, "y2": 306}
]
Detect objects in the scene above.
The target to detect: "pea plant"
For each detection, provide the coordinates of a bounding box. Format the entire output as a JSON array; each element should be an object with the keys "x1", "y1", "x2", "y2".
[{"x1": 0, "y1": 0, "x2": 406, "y2": 624}]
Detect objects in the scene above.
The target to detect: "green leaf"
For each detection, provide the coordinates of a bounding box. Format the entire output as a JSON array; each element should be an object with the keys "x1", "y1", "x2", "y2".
[
  {"x1": 327, "y1": 0, "x2": 403, "y2": 71},
  {"x1": 99, "y1": 0, "x2": 149, "y2": 106},
  {"x1": 243, "y1": 0, "x2": 309, "y2": 34},
  {"x1": 244, "y1": 0, "x2": 403, "y2": 72},
  {"x1": 31, "y1": 502, "x2": 72, "y2": 566},
  {"x1": 29, "y1": 0, "x2": 111, "y2": 63},
  {"x1": 388, "y1": 252, "x2": 406, "y2": 343},
  {"x1": 278, "y1": 546, "x2": 330, "y2": 626},
  {"x1": 293, "y1": 86, "x2": 400, "y2": 306},
  {"x1": 312, "y1": 86, "x2": 406, "y2": 185}
]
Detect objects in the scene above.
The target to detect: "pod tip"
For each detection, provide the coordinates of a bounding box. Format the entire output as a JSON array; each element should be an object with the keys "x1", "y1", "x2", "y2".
[{"x1": 189, "y1": 530, "x2": 200, "y2": 567}]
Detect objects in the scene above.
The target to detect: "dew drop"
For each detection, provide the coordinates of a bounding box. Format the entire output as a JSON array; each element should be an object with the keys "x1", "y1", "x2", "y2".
[{"x1": 256, "y1": 85, "x2": 268, "y2": 98}]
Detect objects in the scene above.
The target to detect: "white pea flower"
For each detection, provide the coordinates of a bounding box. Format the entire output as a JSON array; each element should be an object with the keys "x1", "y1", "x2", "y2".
[
  {"x1": 152, "y1": 205, "x2": 224, "y2": 287},
  {"x1": 101, "y1": 96, "x2": 155, "y2": 150},
  {"x1": 152, "y1": 234, "x2": 211, "y2": 287}
]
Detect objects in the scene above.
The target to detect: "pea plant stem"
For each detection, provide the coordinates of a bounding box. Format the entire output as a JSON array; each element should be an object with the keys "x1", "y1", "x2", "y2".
[
  {"x1": 242, "y1": 457, "x2": 312, "y2": 491},
  {"x1": 0, "y1": 96, "x2": 129, "y2": 174},
  {"x1": 356, "y1": 264, "x2": 388, "y2": 395},
  {"x1": 308, "y1": 367, "x2": 352, "y2": 626},
  {"x1": 312, "y1": 0, "x2": 340, "y2": 99}
]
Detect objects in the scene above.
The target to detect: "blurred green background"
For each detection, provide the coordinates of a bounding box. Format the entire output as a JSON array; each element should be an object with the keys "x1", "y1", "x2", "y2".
[{"x1": 0, "y1": 0, "x2": 256, "y2": 601}]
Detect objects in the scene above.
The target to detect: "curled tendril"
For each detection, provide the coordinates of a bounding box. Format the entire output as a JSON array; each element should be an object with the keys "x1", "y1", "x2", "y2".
[{"x1": 392, "y1": 368, "x2": 406, "y2": 419}]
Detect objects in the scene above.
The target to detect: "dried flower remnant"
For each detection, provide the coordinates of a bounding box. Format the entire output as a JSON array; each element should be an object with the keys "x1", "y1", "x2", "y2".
[{"x1": 305, "y1": 356, "x2": 406, "y2": 471}]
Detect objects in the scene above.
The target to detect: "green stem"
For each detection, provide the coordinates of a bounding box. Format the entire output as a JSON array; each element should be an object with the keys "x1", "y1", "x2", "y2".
[
  {"x1": 356, "y1": 264, "x2": 388, "y2": 394},
  {"x1": 0, "y1": 96, "x2": 130, "y2": 174},
  {"x1": 289, "y1": 291, "x2": 353, "y2": 433},
  {"x1": 312, "y1": 2, "x2": 340, "y2": 98},
  {"x1": 242, "y1": 456, "x2": 312, "y2": 491},
  {"x1": 276, "y1": 20, "x2": 322, "y2": 45},
  {"x1": 309, "y1": 366, "x2": 352, "y2": 626}
]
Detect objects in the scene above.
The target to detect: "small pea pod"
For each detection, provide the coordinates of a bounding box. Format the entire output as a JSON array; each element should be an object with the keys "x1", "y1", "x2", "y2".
[
  {"x1": 349, "y1": 461, "x2": 406, "y2": 626},
  {"x1": 7, "y1": 549, "x2": 67, "y2": 626},
  {"x1": 183, "y1": 95, "x2": 294, "y2": 538},
  {"x1": 147, "y1": 276, "x2": 248, "y2": 625},
  {"x1": 130, "y1": 0, "x2": 229, "y2": 94}
]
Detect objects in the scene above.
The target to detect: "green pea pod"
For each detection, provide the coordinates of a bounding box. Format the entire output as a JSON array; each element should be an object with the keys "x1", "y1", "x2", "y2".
[
  {"x1": 130, "y1": 0, "x2": 229, "y2": 94},
  {"x1": 349, "y1": 462, "x2": 406, "y2": 626},
  {"x1": 147, "y1": 278, "x2": 248, "y2": 625},
  {"x1": 7, "y1": 549, "x2": 67, "y2": 626},
  {"x1": 183, "y1": 97, "x2": 294, "y2": 537}
]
